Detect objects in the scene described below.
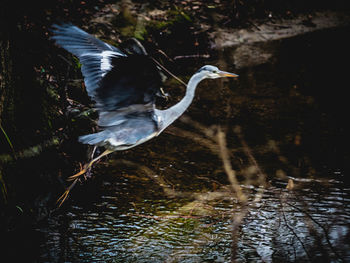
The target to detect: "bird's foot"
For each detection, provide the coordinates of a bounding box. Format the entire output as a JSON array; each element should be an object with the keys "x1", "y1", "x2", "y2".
[
  {"x1": 56, "y1": 177, "x2": 79, "y2": 207},
  {"x1": 57, "y1": 149, "x2": 112, "y2": 207},
  {"x1": 57, "y1": 189, "x2": 70, "y2": 207},
  {"x1": 56, "y1": 163, "x2": 88, "y2": 207}
]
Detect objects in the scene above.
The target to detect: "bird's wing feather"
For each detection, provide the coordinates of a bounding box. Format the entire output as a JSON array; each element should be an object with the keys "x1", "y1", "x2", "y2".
[
  {"x1": 52, "y1": 24, "x2": 162, "y2": 116},
  {"x1": 79, "y1": 112, "x2": 158, "y2": 149},
  {"x1": 97, "y1": 103, "x2": 154, "y2": 127},
  {"x1": 52, "y1": 23, "x2": 164, "y2": 135},
  {"x1": 51, "y1": 23, "x2": 126, "y2": 97},
  {"x1": 94, "y1": 54, "x2": 161, "y2": 112}
]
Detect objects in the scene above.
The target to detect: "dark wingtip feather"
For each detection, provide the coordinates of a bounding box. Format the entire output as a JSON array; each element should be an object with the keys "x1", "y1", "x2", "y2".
[
  {"x1": 50, "y1": 23, "x2": 89, "y2": 45},
  {"x1": 50, "y1": 22, "x2": 74, "y2": 40}
]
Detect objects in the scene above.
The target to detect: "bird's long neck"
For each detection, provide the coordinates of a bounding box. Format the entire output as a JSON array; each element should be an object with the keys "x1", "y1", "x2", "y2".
[{"x1": 155, "y1": 73, "x2": 205, "y2": 133}]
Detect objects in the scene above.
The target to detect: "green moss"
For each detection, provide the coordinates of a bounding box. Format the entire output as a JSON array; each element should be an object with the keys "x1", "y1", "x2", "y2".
[
  {"x1": 112, "y1": 5, "x2": 193, "y2": 41},
  {"x1": 134, "y1": 24, "x2": 147, "y2": 41}
]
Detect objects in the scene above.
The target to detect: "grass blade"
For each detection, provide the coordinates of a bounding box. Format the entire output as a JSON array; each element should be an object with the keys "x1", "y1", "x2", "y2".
[{"x1": 0, "y1": 123, "x2": 15, "y2": 156}]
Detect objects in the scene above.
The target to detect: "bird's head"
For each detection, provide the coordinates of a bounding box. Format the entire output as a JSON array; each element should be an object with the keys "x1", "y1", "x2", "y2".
[{"x1": 196, "y1": 65, "x2": 239, "y2": 79}]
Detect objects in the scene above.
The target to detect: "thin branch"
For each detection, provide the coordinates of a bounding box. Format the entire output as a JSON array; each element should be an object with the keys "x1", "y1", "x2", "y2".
[
  {"x1": 166, "y1": 126, "x2": 220, "y2": 155},
  {"x1": 217, "y1": 128, "x2": 247, "y2": 203},
  {"x1": 280, "y1": 197, "x2": 312, "y2": 261},
  {"x1": 151, "y1": 57, "x2": 187, "y2": 87},
  {"x1": 234, "y1": 126, "x2": 265, "y2": 181},
  {"x1": 173, "y1": 54, "x2": 210, "y2": 60},
  {"x1": 286, "y1": 202, "x2": 344, "y2": 262}
]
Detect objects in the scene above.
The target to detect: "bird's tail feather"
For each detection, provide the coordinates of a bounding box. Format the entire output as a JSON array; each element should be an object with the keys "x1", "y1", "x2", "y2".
[{"x1": 78, "y1": 131, "x2": 108, "y2": 145}]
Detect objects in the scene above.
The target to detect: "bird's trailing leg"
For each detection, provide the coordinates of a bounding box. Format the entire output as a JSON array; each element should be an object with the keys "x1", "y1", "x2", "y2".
[
  {"x1": 57, "y1": 149, "x2": 113, "y2": 206},
  {"x1": 157, "y1": 87, "x2": 170, "y2": 101},
  {"x1": 85, "y1": 145, "x2": 97, "y2": 179},
  {"x1": 68, "y1": 149, "x2": 113, "y2": 181}
]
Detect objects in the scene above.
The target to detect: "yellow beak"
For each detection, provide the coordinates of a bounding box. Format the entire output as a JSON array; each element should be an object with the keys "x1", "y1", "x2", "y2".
[{"x1": 219, "y1": 71, "x2": 239, "y2": 78}]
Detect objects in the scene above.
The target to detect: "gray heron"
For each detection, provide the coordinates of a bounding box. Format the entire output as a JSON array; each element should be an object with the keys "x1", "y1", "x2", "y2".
[{"x1": 52, "y1": 24, "x2": 238, "y2": 205}]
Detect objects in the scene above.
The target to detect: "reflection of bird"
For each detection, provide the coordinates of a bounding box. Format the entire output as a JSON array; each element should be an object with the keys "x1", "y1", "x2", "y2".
[{"x1": 52, "y1": 24, "x2": 238, "y2": 204}]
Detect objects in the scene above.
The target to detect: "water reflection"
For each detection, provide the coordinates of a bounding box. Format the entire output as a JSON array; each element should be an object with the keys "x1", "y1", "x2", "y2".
[{"x1": 40, "y1": 173, "x2": 349, "y2": 262}]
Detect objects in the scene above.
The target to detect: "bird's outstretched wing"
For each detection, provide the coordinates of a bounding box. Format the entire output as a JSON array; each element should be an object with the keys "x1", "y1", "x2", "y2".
[
  {"x1": 51, "y1": 24, "x2": 162, "y2": 123},
  {"x1": 51, "y1": 24, "x2": 126, "y2": 98}
]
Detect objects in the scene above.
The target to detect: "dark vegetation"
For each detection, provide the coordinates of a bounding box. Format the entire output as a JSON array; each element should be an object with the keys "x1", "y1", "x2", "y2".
[{"x1": 0, "y1": 0, "x2": 349, "y2": 261}]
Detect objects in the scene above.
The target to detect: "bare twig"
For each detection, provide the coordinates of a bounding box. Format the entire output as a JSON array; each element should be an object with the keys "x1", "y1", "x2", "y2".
[
  {"x1": 216, "y1": 127, "x2": 248, "y2": 263},
  {"x1": 166, "y1": 126, "x2": 220, "y2": 155},
  {"x1": 234, "y1": 126, "x2": 265, "y2": 181},
  {"x1": 217, "y1": 128, "x2": 246, "y2": 203},
  {"x1": 279, "y1": 194, "x2": 312, "y2": 261},
  {"x1": 179, "y1": 115, "x2": 218, "y2": 140},
  {"x1": 151, "y1": 57, "x2": 187, "y2": 87},
  {"x1": 173, "y1": 54, "x2": 210, "y2": 60},
  {"x1": 287, "y1": 202, "x2": 344, "y2": 262}
]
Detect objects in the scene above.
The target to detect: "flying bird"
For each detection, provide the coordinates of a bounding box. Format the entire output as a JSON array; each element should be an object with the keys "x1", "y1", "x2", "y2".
[{"x1": 51, "y1": 24, "x2": 238, "y2": 205}]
